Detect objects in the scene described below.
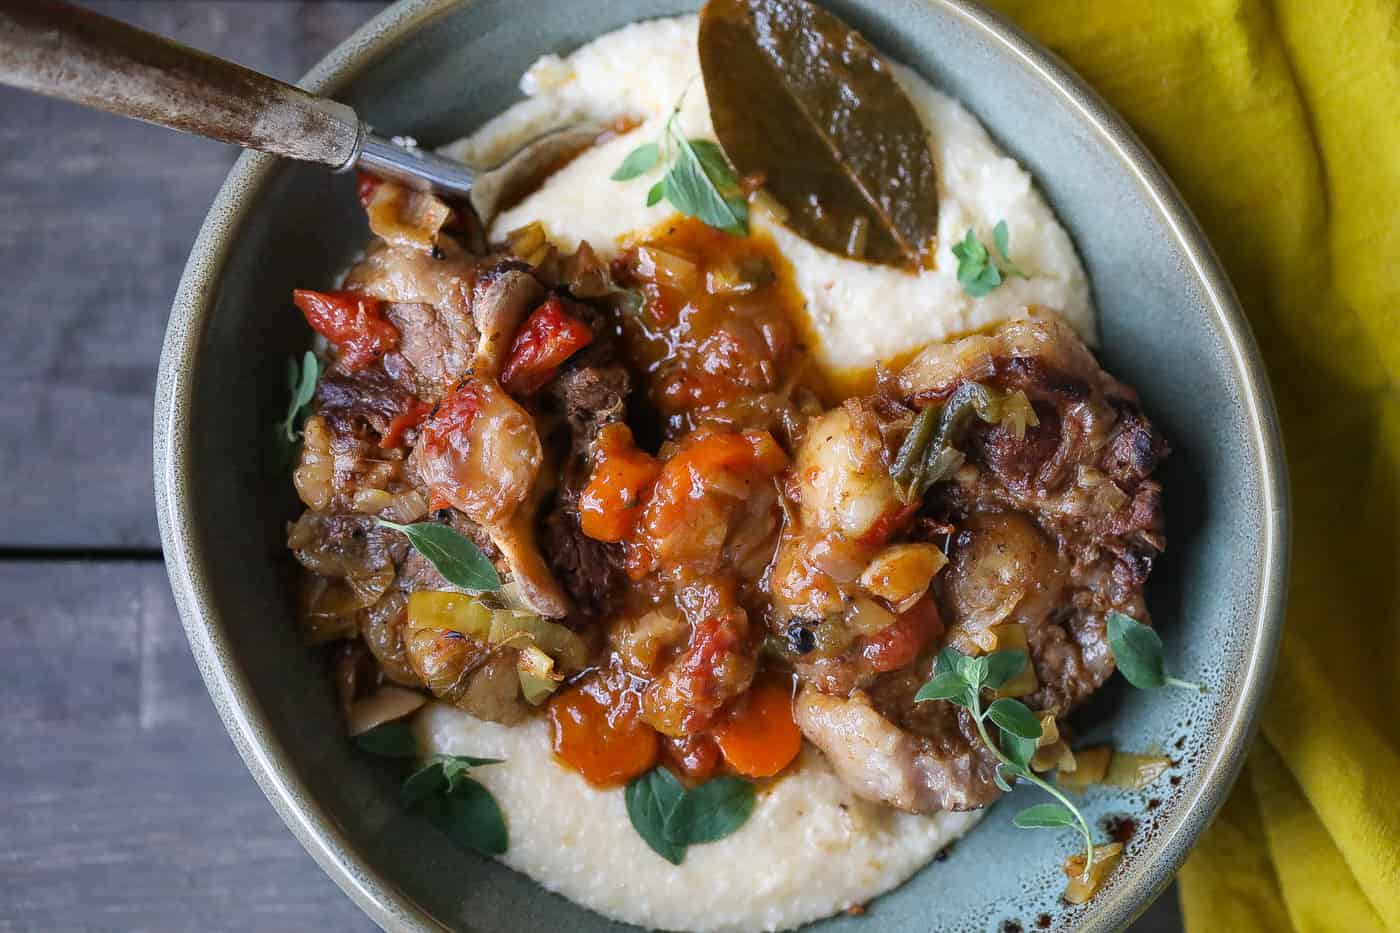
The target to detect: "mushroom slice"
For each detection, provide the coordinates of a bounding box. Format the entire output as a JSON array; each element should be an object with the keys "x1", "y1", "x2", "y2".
[
  {"x1": 346, "y1": 685, "x2": 427, "y2": 737},
  {"x1": 472, "y1": 263, "x2": 544, "y2": 379},
  {"x1": 489, "y1": 511, "x2": 570, "y2": 619}
]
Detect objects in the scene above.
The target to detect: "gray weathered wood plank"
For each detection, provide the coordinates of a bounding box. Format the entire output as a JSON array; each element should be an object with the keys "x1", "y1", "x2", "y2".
[
  {"x1": 0, "y1": 1, "x2": 386, "y2": 550},
  {"x1": 0, "y1": 560, "x2": 373, "y2": 932}
]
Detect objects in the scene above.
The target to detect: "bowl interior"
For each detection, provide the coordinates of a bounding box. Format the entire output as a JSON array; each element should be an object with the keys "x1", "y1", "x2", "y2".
[{"x1": 158, "y1": 1, "x2": 1285, "y2": 931}]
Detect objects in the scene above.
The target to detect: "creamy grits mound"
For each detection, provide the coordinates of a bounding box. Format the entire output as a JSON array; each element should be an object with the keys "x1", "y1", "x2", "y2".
[
  {"x1": 420, "y1": 14, "x2": 1101, "y2": 930},
  {"x1": 442, "y1": 14, "x2": 1095, "y2": 377},
  {"x1": 417, "y1": 703, "x2": 983, "y2": 933}
]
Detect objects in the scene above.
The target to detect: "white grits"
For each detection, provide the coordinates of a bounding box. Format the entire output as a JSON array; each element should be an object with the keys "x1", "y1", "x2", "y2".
[
  {"x1": 443, "y1": 15, "x2": 1095, "y2": 376},
  {"x1": 423, "y1": 14, "x2": 1100, "y2": 931},
  {"x1": 417, "y1": 703, "x2": 982, "y2": 933}
]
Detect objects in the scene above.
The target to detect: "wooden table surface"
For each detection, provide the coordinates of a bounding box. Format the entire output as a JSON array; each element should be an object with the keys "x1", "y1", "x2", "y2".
[{"x1": 0, "y1": 3, "x2": 1185, "y2": 930}]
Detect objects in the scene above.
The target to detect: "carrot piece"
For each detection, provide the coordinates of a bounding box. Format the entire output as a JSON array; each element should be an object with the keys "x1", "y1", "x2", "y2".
[
  {"x1": 548, "y1": 673, "x2": 659, "y2": 787},
  {"x1": 712, "y1": 676, "x2": 802, "y2": 779},
  {"x1": 579, "y1": 424, "x2": 662, "y2": 542}
]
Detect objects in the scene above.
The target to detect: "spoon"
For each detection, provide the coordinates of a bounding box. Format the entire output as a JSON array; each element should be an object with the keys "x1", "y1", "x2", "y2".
[{"x1": 0, "y1": 0, "x2": 599, "y2": 225}]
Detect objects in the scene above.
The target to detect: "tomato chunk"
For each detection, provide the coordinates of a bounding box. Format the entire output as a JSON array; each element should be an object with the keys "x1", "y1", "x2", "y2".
[
  {"x1": 356, "y1": 172, "x2": 383, "y2": 209},
  {"x1": 580, "y1": 423, "x2": 662, "y2": 543},
  {"x1": 500, "y1": 296, "x2": 594, "y2": 395},
  {"x1": 662, "y1": 733, "x2": 722, "y2": 784},
  {"x1": 548, "y1": 672, "x2": 659, "y2": 787},
  {"x1": 378, "y1": 398, "x2": 432, "y2": 450},
  {"x1": 857, "y1": 597, "x2": 944, "y2": 673},
  {"x1": 712, "y1": 675, "x2": 802, "y2": 779},
  {"x1": 292, "y1": 289, "x2": 399, "y2": 371}
]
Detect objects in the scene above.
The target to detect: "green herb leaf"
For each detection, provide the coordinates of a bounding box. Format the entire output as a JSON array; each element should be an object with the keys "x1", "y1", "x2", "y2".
[
  {"x1": 935, "y1": 646, "x2": 965, "y2": 679},
  {"x1": 668, "y1": 134, "x2": 748, "y2": 235},
  {"x1": 436, "y1": 754, "x2": 505, "y2": 793},
  {"x1": 1013, "y1": 803, "x2": 1078, "y2": 830},
  {"x1": 959, "y1": 653, "x2": 990, "y2": 691},
  {"x1": 1107, "y1": 612, "x2": 1200, "y2": 691},
  {"x1": 982, "y1": 649, "x2": 1029, "y2": 690},
  {"x1": 668, "y1": 775, "x2": 755, "y2": 845},
  {"x1": 279, "y1": 350, "x2": 319, "y2": 443},
  {"x1": 993, "y1": 220, "x2": 1028, "y2": 277},
  {"x1": 612, "y1": 142, "x2": 661, "y2": 181},
  {"x1": 1001, "y1": 731, "x2": 1039, "y2": 770},
  {"x1": 376, "y1": 520, "x2": 500, "y2": 591},
  {"x1": 993, "y1": 220, "x2": 1011, "y2": 262},
  {"x1": 993, "y1": 764, "x2": 1019, "y2": 793},
  {"x1": 353, "y1": 720, "x2": 418, "y2": 758},
  {"x1": 626, "y1": 769, "x2": 755, "y2": 863},
  {"x1": 988, "y1": 698, "x2": 1043, "y2": 740},
  {"x1": 436, "y1": 776, "x2": 509, "y2": 855},
  {"x1": 402, "y1": 756, "x2": 509, "y2": 855},
  {"x1": 626, "y1": 768, "x2": 688, "y2": 864},
  {"x1": 914, "y1": 671, "x2": 968, "y2": 704},
  {"x1": 612, "y1": 99, "x2": 749, "y2": 235},
  {"x1": 400, "y1": 762, "x2": 448, "y2": 807},
  {"x1": 952, "y1": 222, "x2": 1028, "y2": 297}
]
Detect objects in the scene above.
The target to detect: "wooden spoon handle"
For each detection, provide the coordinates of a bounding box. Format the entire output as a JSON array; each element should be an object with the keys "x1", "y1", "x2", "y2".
[{"x1": 0, "y1": 0, "x2": 362, "y2": 168}]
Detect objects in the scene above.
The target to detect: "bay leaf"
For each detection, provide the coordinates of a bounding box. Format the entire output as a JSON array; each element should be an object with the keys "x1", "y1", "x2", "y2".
[{"x1": 698, "y1": 0, "x2": 939, "y2": 269}]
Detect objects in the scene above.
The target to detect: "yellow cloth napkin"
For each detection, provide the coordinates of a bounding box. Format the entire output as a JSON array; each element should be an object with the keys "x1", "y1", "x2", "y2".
[{"x1": 976, "y1": 1, "x2": 1400, "y2": 929}]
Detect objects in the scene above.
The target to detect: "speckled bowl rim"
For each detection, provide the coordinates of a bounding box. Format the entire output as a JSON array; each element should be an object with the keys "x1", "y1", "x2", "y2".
[{"x1": 154, "y1": 1, "x2": 1290, "y2": 930}]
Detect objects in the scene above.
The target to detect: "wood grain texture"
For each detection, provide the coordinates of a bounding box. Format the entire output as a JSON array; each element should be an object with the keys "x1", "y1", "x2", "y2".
[
  {"x1": 0, "y1": 1, "x2": 381, "y2": 550},
  {"x1": 0, "y1": 561, "x2": 373, "y2": 933},
  {"x1": 0, "y1": 2, "x2": 1183, "y2": 931}
]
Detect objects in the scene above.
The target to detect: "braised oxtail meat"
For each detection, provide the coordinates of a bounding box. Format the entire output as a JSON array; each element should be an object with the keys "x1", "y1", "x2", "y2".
[{"x1": 285, "y1": 180, "x2": 1167, "y2": 834}]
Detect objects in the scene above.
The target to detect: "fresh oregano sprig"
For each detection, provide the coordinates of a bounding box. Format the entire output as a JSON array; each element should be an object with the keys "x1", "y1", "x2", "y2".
[
  {"x1": 612, "y1": 95, "x2": 749, "y2": 236},
  {"x1": 400, "y1": 754, "x2": 509, "y2": 856},
  {"x1": 1107, "y1": 612, "x2": 1201, "y2": 691},
  {"x1": 916, "y1": 647, "x2": 1097, "y2": 876},
  {"x1": 625, "y1": 767, "x2": 756, "y2": 865},
  {"x1": 356, "y1": 724, "x2": 509, "y2": 856},
  {"x1": 952, "y1": 219, "x2": 1028, "y2": 297},
  {"x1": 279, "y1": 350, "x2": 319, "y2": 443}
]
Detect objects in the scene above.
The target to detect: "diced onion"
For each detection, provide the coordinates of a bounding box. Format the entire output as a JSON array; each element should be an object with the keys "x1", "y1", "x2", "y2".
[
  {"x1": 516, "y1": 645, "x2": 563, "y2": 705},
  {"x1": 507, "y1": 221, "x2": 548, "y2": 259},
  {"x1": 636, "y1": 246, "x2": 699, "y2": 294},
  {"x1": 345, "y1": 565, "x2": 395, "y2": 609},
  {"x1": 989, "y1": 622, "x2": 1039, "y2": 698},
  {"x1": 844, "y1": 597, "x2": 897, "y2": 638},
  {"x1": 1031, "y1": 714, "x2": 1076, "y2": 773},
  {"x1": 1057, "y1": 745, "x2": 1113, "y2": 792},
  {"x1": 1063, "y1": 842, "x2": 1123, "y2": 904},
  {"x1": 860, "y1": 543, "x2": 948, "y2": 614},
  {"x1": 488, "y1": 609, "x2": 589, "y2": 672},
  {"x1": 1103, "y1": 752, "x2": 1171, "y2": 790},
  {"x1": 352, "y1": 488, "x2": 395, "y2": 515},
  {"x1": 298, "y1": 576, "x2": 360, "y2": 645},
  {"x1": 366, "y1": 181, "x2": 452, "y2": 253}
]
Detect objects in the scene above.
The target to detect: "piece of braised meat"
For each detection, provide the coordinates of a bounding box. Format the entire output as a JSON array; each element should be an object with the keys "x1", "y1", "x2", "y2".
[
  {"x1": 541, "y1": 356, "x2": 632, "y2": 623},
  {"x1": 778, "y1": 311, "x2": 1167, "y2": 814}
]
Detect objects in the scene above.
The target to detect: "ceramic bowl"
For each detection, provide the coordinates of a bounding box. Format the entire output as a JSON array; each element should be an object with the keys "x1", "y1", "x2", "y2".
[{"x1": 155, "y1": 1, "x2": 1289, "y2": 930}]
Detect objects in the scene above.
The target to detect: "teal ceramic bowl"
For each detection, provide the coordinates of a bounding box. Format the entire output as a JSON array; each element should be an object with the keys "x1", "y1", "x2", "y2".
[{"x1": 155, "y1": 1, "x2": 1289, "y2": 930}]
